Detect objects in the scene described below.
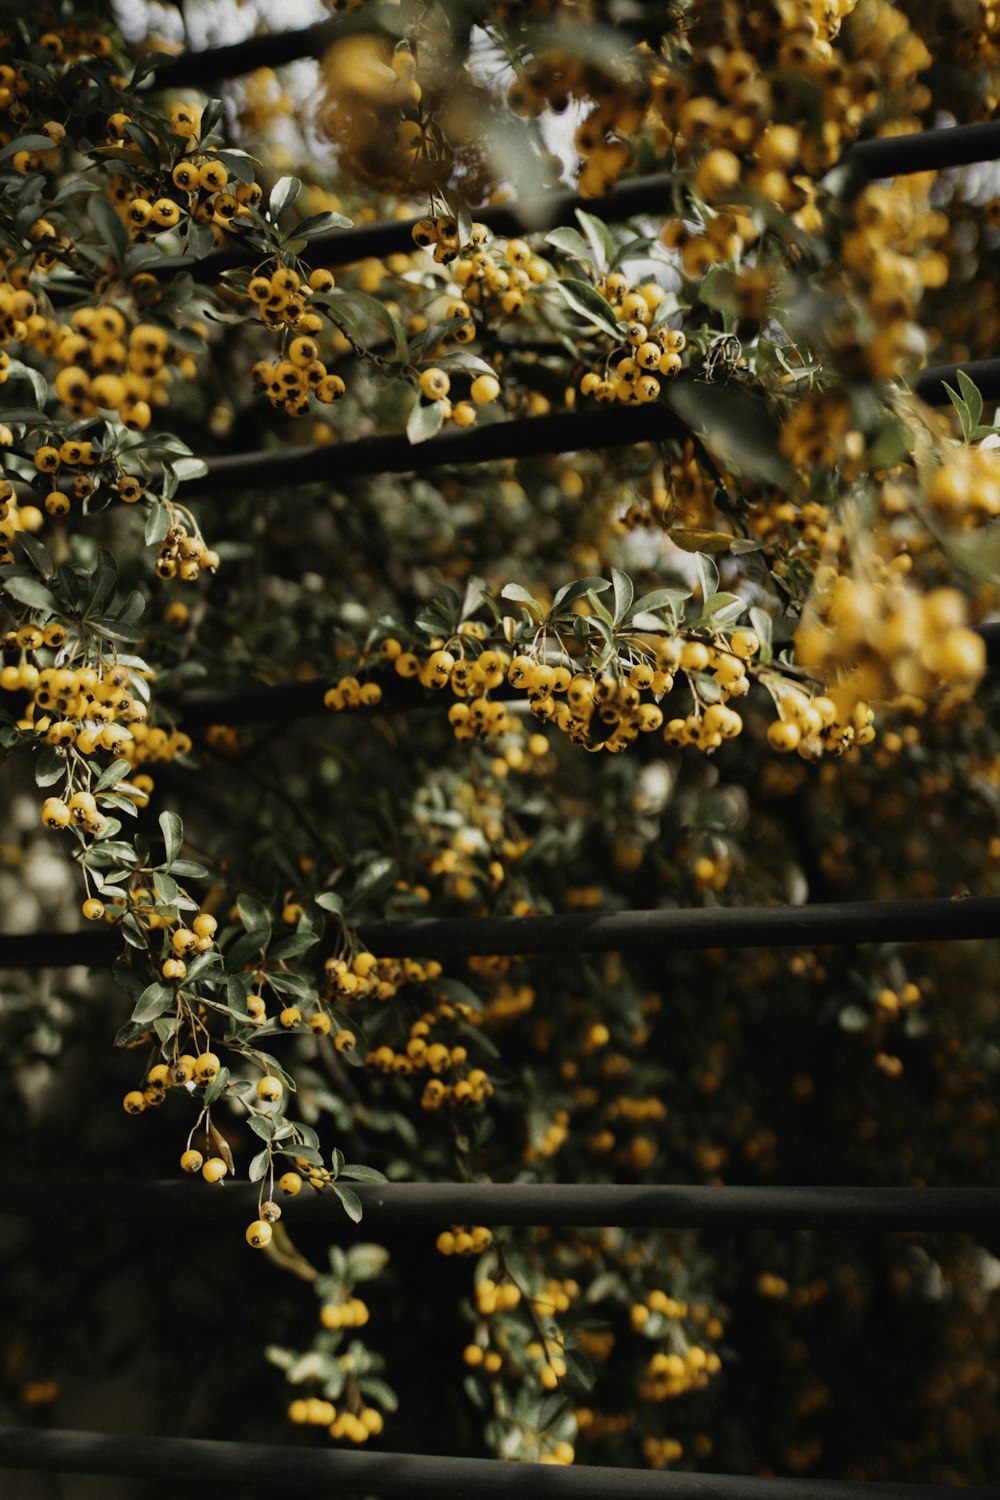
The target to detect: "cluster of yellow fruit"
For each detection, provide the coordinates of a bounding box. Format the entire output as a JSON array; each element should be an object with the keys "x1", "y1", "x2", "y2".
[
  {"x1": 638, "y1": 1344, "x2": 721, "y2": 1402},
  {"x1": 507, "y1": 50, "x2": 645, "y2": 196},
  {"x1": 778, "y1": 390, "x2": 859, "y2": 479},
  {"x1": 413, "y1": 219, "x2": 554, "y2": 327},
  {"x1": 277, "y1": 1159, "x2": 348, "y2": 1197},
  {"x1": 412, "y1": 365, "x2": 501, "y2": 429},
  {"x1": 113, "y1": 113, "x2": 262, "y2": 246},
  {"x1": 575, "y1": 1408, "x2": 633, "y2": 1442},
  {"x1": 474, "y1": 979, "x2": 535, "y2": 1029},
  {"x1": 524, "y1": 1108, "x2": 571, "y2": 1164},
  {"x1": 447, "y1": 232, "x2": 550, "y2": 323},
  {"x1": 121, "y1": 724, "x2": 192, "y2": 770},
  {"x1": 766, "y1": 684, "x2": 874, "y2": 758},
  {"x1": 323, "y1": 951, "x2": 442, "y2": 1005},
  {"x1": 154, "y1": 520, "x2": 219, "y2": 582},
  {"x1": 642, "y1": 1436, "x2": 685, "y2": 1469},
  {"x1": 2, "y1": 641, "x2": 137, "y2": 734},
  {"x1": 320, "y1": 1297, "x2": 369, "y2": 1329},
  {"x1": 366, "y1": 995, "x2": 494, "y2": 1112},
  {"x1": 50, "y1": 308, "x2": 195, "y2": 430},
  {"x1": 121, "y1": 1036, "x2": 230, "y2": 1116},
  {"x1": 579, "y1": 328, "x2": 685, "y2": 407},
  {"x1": 322, "y1": 675, "x2": 382, "y2": 711},
  {"x1": 927, "y1": 443, "x2": 1000, "y2": 526},
  {"x1": 833, "y1": 174, "x2": 949, "y2": 383},
  {"x1": 527, "y1": 1336, "x2": 570, "y2": 1392},
  {"x1": 508, "y1": 631, "x2": 755, "y2": 754},
  {"x1": 605, "y1": 1095, "x2": 668, "y2": 1125},
  {"x1": 474, "y1": 1277, "x2": 522, "y2": 1316},
  {"x1": 317, "y1": 34, "x2": 443, "y2": 195},
  {"x1": 794, "y1": 576, "x2": 987, "y2": 709},
  {"x1": 248, "y1": 268, "x2": 350, "y2": 415},
  {"x1": 378, "y1": 637, "x2": 512, "y2": 740},
  {"x1": 288, "y1": 1397, "x2": 385, "y2": 1442},
  {"x1": 435, "y1": 1224, "x2": 494, "y2": 1255},
  {"x1": 631, "y1": 1292, "x2": 725, "y2": 1340}
]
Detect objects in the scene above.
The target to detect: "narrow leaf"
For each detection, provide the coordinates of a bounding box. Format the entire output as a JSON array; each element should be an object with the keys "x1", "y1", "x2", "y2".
[
  {"x1": 331, "y1": 1183, "x2": 364, "y2": 1223},
  {"x1": 554, "y1": 279, "x2": 622, "y2": 339},
  {"x1": 159, "y1": 810, "x2": 182, "y2": 867}
]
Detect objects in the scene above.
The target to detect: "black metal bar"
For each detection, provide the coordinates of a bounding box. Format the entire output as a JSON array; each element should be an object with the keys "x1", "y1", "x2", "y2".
[
  {"x1": 358, "y1": 895, "x2": 1000, "y2": 957},
  {"x1": 184, "y1": 403, "x2": 686, "y2": 495},
  {"x1": 2, "y1": 1428, "x2": 995, "y2": 1498},
  {"x1": 189, "y1": 173, "x2": 679, "y2": 282},
  {"x1": 2, "y1": 896, "x2": 998, "y2": 971},
  {"x1": 170, "y1": 619, "x2": 1000, "y2": 727},
  {"x1": 147, "y1": 18, "x2": 348, "y2": 91},
  {"x1": 848, "y1": 119, "x2": 1000, "y2": 178},
  {"x1": 3, "y1": 1180, "x2": 1000, "y2": 1231},
  {"x1": 914, "y1": 359, "x2": 1000, "y2": 406},
  {"x1": 180, "y1": 118, "x2": 1000, "y2": 282},
  {"x1": 171, "y1": 356, "x2": 992, "y2": 501}
]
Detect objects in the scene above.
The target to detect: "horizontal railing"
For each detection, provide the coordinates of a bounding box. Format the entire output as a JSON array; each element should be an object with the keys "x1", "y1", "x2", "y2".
[
  {"x1": 2, "y1": 1180, "x2": 1000, "y2": 1231},
  {"x1": 2, "y1": 1427, "x2": 996, "y2": 1498},
  {"x1": 2, "y1": 895, "x2": 997, "y2": 970}
]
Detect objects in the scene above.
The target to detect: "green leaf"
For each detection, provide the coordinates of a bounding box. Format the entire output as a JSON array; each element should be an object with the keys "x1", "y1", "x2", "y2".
[
  {"x1": 5, "y1": 360, "x2": 49, "y2": 412},
  {"x1": 88, "y1": 192, "x2": 129, "y2": 265},
  {"x1": 749, "y1": 606, "x2": 773, "y2": 662},
  {"x1": 144, "y1": 499, "x2": 170, "y2": 546},
  {"x1": 1, "y1": 575, "x2": 57, "y2": 610},
  {"x1": 268, "y1": 176, "x2": 301, "y2": 220},
  {"x1": 213, "y1": 148, "x2": 259, "y2": 184},
  {"x1": 349, "y1": 857, "x2": 400, "y2": 911},
  {"x1": 340, "y1": 1163, "x2": 388, "y2": 1183},
  {"x1": 293, "y1": 209, "x2": 352, "y2": 237},
  {"x1": 699, "y1": 594, "x2": 746, "y2": 627},
  {"x1": 172, "y1": 456, "x2": 208, "y2": 483},
  {"x1": 94, "y1": 758, "x2": 132, "y2": 793},
  {"x1": 202, "y1": 1068, "x2": 231, "y2": 1109},
  {"x1": 159, "y1": 810, "x2": 182, "y2": 867},
  {"x1": 956, "y1": 369, "x2": 984, "y2": 434},
  {"x1": 631, "y1": 587, "x2": 691, "y2": 622},
  {"x1": 237, "y1": 893, "x2": 272, "y2": 943},
  {"x1": 331, "y1": 1183, "x2": 363, "y2": 1223},
  {"x1": 131, "y1": 982, "x2": 174, "y2": 1024},
  {"x1": 574, "y1": 209, "x2": 616, "y2": 271},
  {"x1": 699, "y1": 266, "x2": 738, "y2": 315},
  {"x1": 501, "y1": 583, "x2": 541, "y2": 611},
  {"x1": 549, "y1": 577, "x2": 610, "y2": 617},
  {"x1": 544, "y1": 227, "x2": 594, "y2": 270},
  {"x1": 315, "y1": 890, "x2": 345, "y2": 917},
  {"x1": 170, "y1": 859, "x2": 208, "y2": 879},
  {"x1": 611, "y1": 568, "x2": 634, "y2": 626},
  {"x1": 0, "y1": 405, "x2": 48, "y2": 423},
  {"x1": 407, "y1": 398, "x2": 445, "y2": 445},
  {"x1": 356, "y1": 1376, "x2": 398, "y2": 1411},
  {"x1": 346, "y1": 1243, "x2": 390, "y2": 1280},
  {"x1": 34, "y1": 746, "x2": 65, "y2": 787},
  {"x1": 91, "y1": 617, "x2": 144, "y2": 645},
  {"x1": 554, "y1": 278, "x2": 622, "y2": 339},
  {"x1": 249, "y1": 1148, "x2": 270, "y2": 1183},
  {"x1": 538, "y1": 1394, "x2": 570, "y2": 1431},
  {"x1": 695, "y1": 553, "x2": 720, "y2": 604},
  {"x1": 667, "y1": 378, "x2": 795, "y2": 487},
  {"x1": 941, "y1": 383, "x2": 972, "y2": 444},
  {"x1": 436, "y1": 352, "x2": 497, "y2": 379},
  {"x1": 0, "y1": 133, "x2": 58, "y2": 161},
  {"x1": 325, "y1": 288, "x2": 408, "y2": 363}
]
